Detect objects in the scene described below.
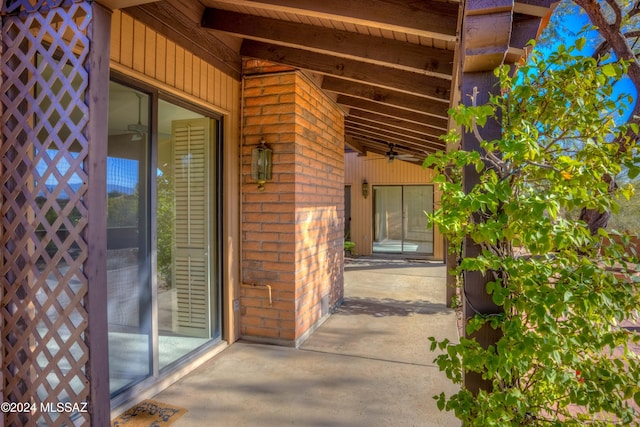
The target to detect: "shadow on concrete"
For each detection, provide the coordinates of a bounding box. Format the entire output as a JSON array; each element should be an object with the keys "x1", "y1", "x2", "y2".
[
  {"x1": 153, "y1": 257, "x2": 461, "y2": 427},
  {"x1": 336, "y1": 297, "x2": 448, "y2": 317},
  {"x1": 158, "y1": 343, "x2": 408, "y2": 427}
]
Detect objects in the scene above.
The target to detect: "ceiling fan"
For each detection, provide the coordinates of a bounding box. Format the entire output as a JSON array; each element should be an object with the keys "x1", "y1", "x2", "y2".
[
  {"x1": 127, "y1": 92, "x2": 149, "y2": 137},
  {"x1": 385, "y1": 143, "x2": 419, "y2": 163}
]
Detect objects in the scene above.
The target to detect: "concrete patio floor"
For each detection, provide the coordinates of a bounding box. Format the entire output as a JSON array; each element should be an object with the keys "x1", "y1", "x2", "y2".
[{"x1": 153, "y1": 257, "x2": 461, "y2": 426}]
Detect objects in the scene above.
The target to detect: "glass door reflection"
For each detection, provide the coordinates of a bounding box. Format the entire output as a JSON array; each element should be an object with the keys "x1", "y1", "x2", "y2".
[
  {"x1": 402, "y1": 186, "x2": 434, "y2": 254},
  {"x1": 107, "y1": 83, "x2": 151, "y2": 394},
  {"x1": 373, "y1": 185, "x2": 434, "y2": 255},
  {"x1": 106, "y1": 82, "x2": 221, "y2": 395},
  {"x1": 157, "y1": 100, "x2": 217, "y2": 370}
]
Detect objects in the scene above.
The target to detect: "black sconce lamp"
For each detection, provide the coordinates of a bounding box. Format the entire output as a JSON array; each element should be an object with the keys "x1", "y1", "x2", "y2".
[
  {"x1": 362, "y1": 180, "x2": 369, "y2": 198},
  {"x1": 251, "y1": 137, "x2": 273, "y2": 191}
]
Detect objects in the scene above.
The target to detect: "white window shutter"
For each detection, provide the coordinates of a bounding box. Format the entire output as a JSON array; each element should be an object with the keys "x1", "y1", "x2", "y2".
[{"x1": 171, "y1": 118, "x2": 212, "y2": 338}]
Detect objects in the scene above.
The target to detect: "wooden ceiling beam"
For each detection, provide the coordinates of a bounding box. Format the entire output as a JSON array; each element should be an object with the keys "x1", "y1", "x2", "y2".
[
  {"x1": 345, "y1": 117, "x2": 443, "y2": 145},
  {"x1": 202, "y1": 8, "x2": 454, "y2": 78},
  {"x1": 347, "y1": 110, "x2": 445, "y2": 138},
  {"x1": 513, "y1": 0, "x2": 553, "y2": 17},
  {"x1": 346, "y1": 135, "x2": 393, "y2": 153},
  {"x1": 344, "y1": 136, "x2": 366, "y2": 154},
  {"x1": 99, "y1": 0, "x2": 158, "y2": 10},
  {"x1": 240, "y1": 40, "x2": 452, "y2": 101},
  {"x1": 337, "y1": 95, "x2": 448, "y2": 133},
  {"x1": 345, "y1": 127, "x2": 443, "y2": 154},
  {"x1": 345, "y1": 123, "x2": 446, "y2": 150},
  {"x1": 206, "y1": 0, "x2": 459, "y2": 41},
  {"x1": 347, "y1": 137, "x2": 388, "y2": 158},
  {"x1": 348, "y1": 135, "x2": 435, "y2": 161},
  {"x1": 322, "y1": 76, "x2": 450, "y2": 119}
]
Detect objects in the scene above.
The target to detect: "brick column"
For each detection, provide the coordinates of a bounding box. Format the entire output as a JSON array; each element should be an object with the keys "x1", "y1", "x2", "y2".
[{"x1": 241, "y1": 61, "x2": 344, "y2": 346}]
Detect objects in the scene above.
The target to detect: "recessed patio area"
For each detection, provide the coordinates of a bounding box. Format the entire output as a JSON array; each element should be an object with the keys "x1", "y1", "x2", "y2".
[{"x1": 144, "y1": 258, "x2": 460, "y2": 426}]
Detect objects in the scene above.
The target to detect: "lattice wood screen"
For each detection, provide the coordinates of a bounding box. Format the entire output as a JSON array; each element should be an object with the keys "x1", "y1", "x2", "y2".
[{"x1": 1, "y1": 1, "x2": 93, "y2": 425}]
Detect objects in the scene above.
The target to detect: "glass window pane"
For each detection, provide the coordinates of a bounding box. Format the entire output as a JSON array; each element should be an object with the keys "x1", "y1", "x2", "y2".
[
  {"x1": 157, "y1": 99, "x2": 218, "y2": 370},
  {"x1": 403, "y1": 186, "x2": 434, "y2": 254},
  {"x1": 107, "y1": 82, "x2": 151, "y2": 395},
  {"x1": 373, "y1": 185, "x2": 434, "y2": 254},
  {"x1": 107, "y1": 83, "x2": 221, "y2": 393},
  {"x1": 373, "y1": 186, "x2": 403, "y2": 253}
]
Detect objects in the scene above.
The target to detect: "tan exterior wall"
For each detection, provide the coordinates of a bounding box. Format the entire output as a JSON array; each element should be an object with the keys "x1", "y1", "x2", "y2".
[
  {"x1": 109, "y1": 10, "x2": 242, "y2": 343},
  {"x1": 344, "y1": 151, "x2": 444, "y2": 260},
  {"x1": 241, "y1": 67, "x2": 344, "y2": 345}
]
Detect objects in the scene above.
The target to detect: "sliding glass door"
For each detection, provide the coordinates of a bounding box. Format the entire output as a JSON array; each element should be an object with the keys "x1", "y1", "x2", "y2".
[
  {"x1": 106, "y1": 85, "x2": 151, "y2": 394},
  {"x1": 402, "y1": 186, "x2": 434, "y2": 254},
  {"x1": 373, "y1": 185, "x2": 434, "y2": 255},
  {"x1": 157, "y1": 103, "x2": 218, "y2": 370},
  {"x1": 107, "y1": 81, "x2": 220, "y2": 395}
]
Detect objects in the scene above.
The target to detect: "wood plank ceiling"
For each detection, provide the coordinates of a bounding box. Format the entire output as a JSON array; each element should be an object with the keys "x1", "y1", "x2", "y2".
[
  {"x1": 209, "y1": 0, "x2": 459, "y2": 163},
  {"x1": 124, "y1": 0, "x2": 551, "y2": 164}
]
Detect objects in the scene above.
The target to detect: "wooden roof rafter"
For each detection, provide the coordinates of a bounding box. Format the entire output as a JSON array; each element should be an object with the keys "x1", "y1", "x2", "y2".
[
  {"x1": 321, "y1": 77, "x2": 450, "y2": 118},
  {"x1": 202, "y1": 0, "x2": 460, "y2": 42},
  {"x1": 344, "y1": 118, "x2": 444, "y2": 147},
  {"x1": 346, "y1": 135, "x2": 428, "y2": 164},
  {"x1": 344, "y1": 135, "x2": 366, "y2": 155},
  {"x1": 199, "y1": 0, "x2": 459, "y2": 163},
  {"x1": 238, "y1": 40, "x2": 452, "y2": 101},
  {"x1": 119, "y1": 0, "x2": 554, "y2": 164},
  {"x1": 336, "y1": 95, "x2": 448, "y2": 135},
  {"x1": 347, "y1": 110, "x2": 445, "y2": 138},
  {"x1": 201, "y1": 8, "x2": 455, "y2": 79},
  {"x1": 345, "y1": 126, "x2": 444, "y2": 155}
]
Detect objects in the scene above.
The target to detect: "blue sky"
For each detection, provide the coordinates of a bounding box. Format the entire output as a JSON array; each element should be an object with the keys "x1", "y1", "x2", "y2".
[
  {"x1": 535, "y1": 2, "x2": 637, "y2": 123},
  {"x1": 37, "y1": 149, "x2": 139, "y2": 196}
]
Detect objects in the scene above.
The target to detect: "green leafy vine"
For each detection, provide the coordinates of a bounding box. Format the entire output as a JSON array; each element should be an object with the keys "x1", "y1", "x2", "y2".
[{"x1": 426, "y1": 41, "x2": 640, "y2": 426}]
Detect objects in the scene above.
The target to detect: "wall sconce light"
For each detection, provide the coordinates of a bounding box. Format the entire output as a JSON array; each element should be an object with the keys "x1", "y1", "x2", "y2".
[
  {"x1": 251, "y1": 137, "x2": 273, "y2": 191},
  {"x1": 362, "y1": 180, "x2": 369, "y2": 198}
]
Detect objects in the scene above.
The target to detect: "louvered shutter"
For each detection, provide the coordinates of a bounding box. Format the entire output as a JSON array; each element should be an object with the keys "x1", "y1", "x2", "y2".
[{"x1": 172, "y1": 118, "x2": 212, "y2": 338}]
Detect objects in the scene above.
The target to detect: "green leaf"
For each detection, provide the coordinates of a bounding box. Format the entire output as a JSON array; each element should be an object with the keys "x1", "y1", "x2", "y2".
[
  {"x1": 628, "y1": 165, "x2": 640, "y2": 180},
  {"x1": 423, "y1": 154, "x2": 438, "y2": 169},
  {"x1": 435, "y1": 393, "x2": 446, "y2": 411},
  {"x1": 426, "y1": 37, "x2": 640, "y2": 426},
  {"x1": 563, "y1": 290, "x2": 573, "y2": 302},
  {"x1": 601, "y1": 63, "x2": 617, "y2": 77}
]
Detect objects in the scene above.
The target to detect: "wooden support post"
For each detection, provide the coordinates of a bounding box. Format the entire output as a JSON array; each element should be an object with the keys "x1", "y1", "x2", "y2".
[
  {"x1": 85, "y1": 3, "x2": 112, "y2": 425},
  {"x1": 460, "y1": 70, "x2": 504, "y2": 394},
  {"x1": 445, "y1": 242, "x2": 458, "y2": 308},
  {"x1": 457, "y1": 0, "x2": 552, "y2": 393}
]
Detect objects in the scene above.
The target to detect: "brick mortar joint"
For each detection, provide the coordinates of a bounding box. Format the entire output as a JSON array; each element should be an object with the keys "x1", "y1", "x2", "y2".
[
  {"x1": 294, "y1": 75, "x2": 346, "y2": 118},
  {"x1": 243, "y1": 70, "x2": 346, "y2": 117}
]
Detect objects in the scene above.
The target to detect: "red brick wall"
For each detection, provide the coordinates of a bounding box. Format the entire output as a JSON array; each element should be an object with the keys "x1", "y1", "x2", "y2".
[
  {"x1": 293, "y1": 78, "x2": 344, "y2": 339},
  {"x1": 241, "y1": 67, "x2": 344, "y2": 345}
]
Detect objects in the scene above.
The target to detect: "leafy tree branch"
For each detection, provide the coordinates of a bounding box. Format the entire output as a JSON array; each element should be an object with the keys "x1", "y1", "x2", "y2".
[
  {"x1": 540, "y1": 0, "x2": 640, "y2": 233},
  {"x1": 426, "y1": 41, "x2": 640, "y2": 425}
]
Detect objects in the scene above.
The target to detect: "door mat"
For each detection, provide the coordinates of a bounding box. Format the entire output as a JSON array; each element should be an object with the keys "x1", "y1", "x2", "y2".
[{"x1": 112, "y1": 399, "x2": 187, "y2": 427}]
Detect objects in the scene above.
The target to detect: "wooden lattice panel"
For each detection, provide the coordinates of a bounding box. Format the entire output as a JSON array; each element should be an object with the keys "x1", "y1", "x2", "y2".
[{"x1": 1, "y1": 1, "x2": 92, "y2": 426}]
